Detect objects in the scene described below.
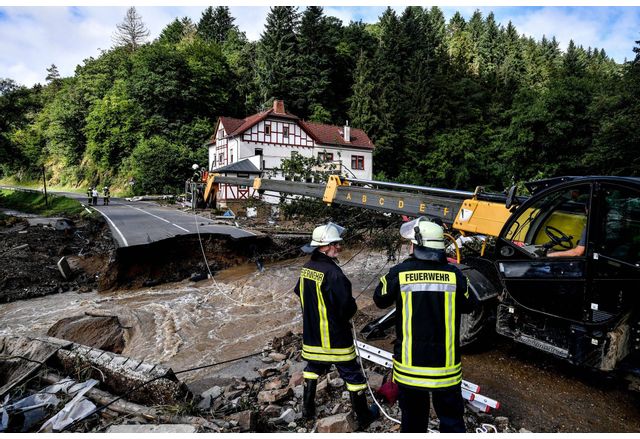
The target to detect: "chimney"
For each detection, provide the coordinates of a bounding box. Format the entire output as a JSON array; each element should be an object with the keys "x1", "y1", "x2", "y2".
[
  {"x1": 343, "y1": 120, "x2": 351, "y2": 143},
  {"x1": 273, "y1": 99, "x2": 285, "y2": 114}
]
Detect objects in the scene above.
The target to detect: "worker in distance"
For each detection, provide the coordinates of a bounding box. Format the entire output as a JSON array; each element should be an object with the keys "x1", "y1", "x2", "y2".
[
  {"x1": 294, "y1": 222, "x2": 378, "y2": 430},
  {"x1": 374, "y1": 217, "x2": 479, "y2": 432}
]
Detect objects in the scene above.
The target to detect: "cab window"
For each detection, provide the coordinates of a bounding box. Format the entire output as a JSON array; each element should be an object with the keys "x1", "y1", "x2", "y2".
[
  {"x1": 504, "y1": 185, "x2": 589, "y2": 256},
  {"x1": 599, "y1": 185, "x2": 640, "y2": 264}
]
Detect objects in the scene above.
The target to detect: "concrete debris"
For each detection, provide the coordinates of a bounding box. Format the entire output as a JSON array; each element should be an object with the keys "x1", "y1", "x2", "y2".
[
  {"x1": 197, "y1": 386, "x2": 223, "y2": 410},
  {"x1": 107, "y1": 424, "x2": 197, "y2": 433},
  {"x1": 2, "y1": 330, "x2": 511, "y2": 433},
  {"x1": 367, "y1": 371, "x2": 385, "y2": 391},
  {"x1": 228, "y1": 410, "x2": 256, "y2": 432},
  {"x1": 316, "y1": 412, "x2": 357, "y2": 433}
]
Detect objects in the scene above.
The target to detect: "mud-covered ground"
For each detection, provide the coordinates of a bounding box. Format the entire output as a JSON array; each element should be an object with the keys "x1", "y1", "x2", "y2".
[
  {"x1": 0, "y1": 212, "x2": 115, "y2": 303},
  {"x1": 357, "y1": 300, "x2": 640, "y2": 433}
]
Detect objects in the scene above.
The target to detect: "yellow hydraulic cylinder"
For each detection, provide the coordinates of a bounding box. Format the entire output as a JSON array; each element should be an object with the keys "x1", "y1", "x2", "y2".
[{"x1": 453, "y1": 199, "x2": 512, "y2": 237}]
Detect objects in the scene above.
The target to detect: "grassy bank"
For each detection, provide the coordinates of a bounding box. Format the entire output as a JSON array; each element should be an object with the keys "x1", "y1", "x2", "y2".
[{"x1": 0, "y1": 189, "x2": 84, "y2": 217}]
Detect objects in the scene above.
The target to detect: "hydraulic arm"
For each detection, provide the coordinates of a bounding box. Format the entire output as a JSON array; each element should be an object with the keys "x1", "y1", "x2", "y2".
[{"x1": 208, "y1": 174, "x2": 525, "y2": 238}]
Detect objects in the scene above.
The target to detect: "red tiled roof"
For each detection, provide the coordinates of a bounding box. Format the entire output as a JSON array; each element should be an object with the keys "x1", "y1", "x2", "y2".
[
  {"x1": 300, "y1": 120, "x2": 374, "y2": 150},
  {"x1": 211, "y1": 109, "x2": 374, "y2": 150}
]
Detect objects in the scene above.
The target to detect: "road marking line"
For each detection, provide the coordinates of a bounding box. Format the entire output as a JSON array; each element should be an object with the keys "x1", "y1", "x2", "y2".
[
  {"x1": 172, "y1": 223, "x2": 189, "y2": 232},
  {"x1": 124, "y1": 204, "x2": 193, "y2": 232},
  {"x1": 88, "y1": 205, "x2": 128, "y2": 247},
  {"x1": 125, "y1": 204, "x2": 170, "y2": 223}
]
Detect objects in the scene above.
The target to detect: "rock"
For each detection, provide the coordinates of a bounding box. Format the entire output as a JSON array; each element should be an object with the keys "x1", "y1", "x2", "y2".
[
  {"x1": 297, "y1": 427, "x2": 307, "y2": 433},
  {"x1": 228, "y1": 410, "x2": 256, "y2": 432},
  {"x1": 257, "y1": 366, "x2": 279, "y2": 378},
  {"x1": 341, "y1": 391, "x2": 350, "y2": 400},
  {"x1": 258, "y1": 388, "x2": 292, "y2": 404},
  {"x1": 289, "y1": 371, "x2": 304, "y2": 388},
  {"x1": 329, "y1": 378, "x2": 344, "y2": 388},
  {"x1": 329, "y1": 370, "x2": 340, "y2": 380},
  {"x1": 269, "y1": 352, "x2": 287, "y2": 362},
  {"x1": 292, "y1": 384, "x2": 303, "y2": 398},
  {"x1": 270, "y1": 407, "x2": 296, "y2": 424},
  {"x1": 264, "y1": 378, "x2": 283, "y2": 390},
  {"x1": 198, "y1": 385, "x2": 223, "y2": 409},
  {"x1": 367, "y1": 371, "x2": 384, "y2": 391},
  {"x1": 317, "y1": 378, "x2": 328, "y2": 395},
  {"x1": 264, "y1": 404, "x2": 282, "y2": 417},
  {"x1": 54, "y1": 218, "x2": 75, "y2": 231},
  {"x1": 287, "y1": 421, "x2": 297, "y2": 429},
  {"x1": 224, "y1": 385, "x2": 245, "y2": 400},
  {"x1": 331, "y1": 403, "x2": 343, "y2": 414},
  {"x1": 495, "y1": 416, "x2": 510, "y2": 432},
  {"x1": 519, "y1": 428, "x2": 533, "y2": 433},
  {"x1": 316, "y1": 413, "x2": 357, "y2": 433}
]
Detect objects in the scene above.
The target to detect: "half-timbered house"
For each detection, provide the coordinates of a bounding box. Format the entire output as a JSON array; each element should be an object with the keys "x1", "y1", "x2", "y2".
[{"x1": 208, "y1": 100, "x2": 374, "y2": 204}]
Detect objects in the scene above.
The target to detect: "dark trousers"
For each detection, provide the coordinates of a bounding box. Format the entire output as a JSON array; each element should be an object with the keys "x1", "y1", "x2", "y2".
[
  {"x1": 398, "y1": 384, "x2": 465, "y2": 433},
  {"x1": 304, "y1": 359, "x2": 366, "y2": 387}
]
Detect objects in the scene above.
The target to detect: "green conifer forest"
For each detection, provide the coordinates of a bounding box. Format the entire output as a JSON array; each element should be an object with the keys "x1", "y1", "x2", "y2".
[{"x1": 1, "y1": 6, "x2": 639, "y2": 194}]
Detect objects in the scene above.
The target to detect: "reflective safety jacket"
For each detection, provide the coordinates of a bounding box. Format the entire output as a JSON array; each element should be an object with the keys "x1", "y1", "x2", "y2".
[
  {"x1": 373, "y1": 257, "x2": 476, "y2": 390},
  {"x1": 294, "y1": 251, "x2": 357, "y2": 363}
]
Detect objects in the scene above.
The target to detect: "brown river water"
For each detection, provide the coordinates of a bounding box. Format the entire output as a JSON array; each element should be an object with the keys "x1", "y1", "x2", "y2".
[{"x1": 0, "y1": 250, "x2": 391, "y2": 384}]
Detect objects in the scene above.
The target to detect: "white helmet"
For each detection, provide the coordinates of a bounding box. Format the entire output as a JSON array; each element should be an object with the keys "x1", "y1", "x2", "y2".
[
  {"x1": 400, "y1": 217, "x2": 445, "y2": 250},
  {"x1": 301, "y1": 222, "x2": 345, "y2": 253}
]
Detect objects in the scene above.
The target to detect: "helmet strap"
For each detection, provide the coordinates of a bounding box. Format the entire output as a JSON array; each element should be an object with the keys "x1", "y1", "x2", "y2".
[{"x1": 413, "y1": 225, "x2": 424, "y2": 247}]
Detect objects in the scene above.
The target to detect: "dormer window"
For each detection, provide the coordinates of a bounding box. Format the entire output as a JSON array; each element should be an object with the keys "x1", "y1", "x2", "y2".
[{"x1": 265, "y1": 124, "x2": 271, "y2": 136}]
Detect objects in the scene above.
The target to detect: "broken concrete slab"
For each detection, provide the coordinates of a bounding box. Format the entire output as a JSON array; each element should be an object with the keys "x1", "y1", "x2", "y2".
[
  {"x1": 56, "y1": 344, "x2": 190, "y2": 406},
  {"x1": 316, "y1": 412, "x2": 357, "y2": 433},
  {"x1": 57, "y1": 257, "x2": 72, "y2": 280},
  {"x1": 107, "y1": 424, "x2": 198, "y2": 433},
  {"x1": 0, "y1": 336, "x2": 65, "y2": 398}
]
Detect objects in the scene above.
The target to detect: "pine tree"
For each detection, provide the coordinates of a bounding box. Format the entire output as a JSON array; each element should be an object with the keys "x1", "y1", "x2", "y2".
[
  {"x1": 45, "y1": 64, "x2": 60, "y2": 83},
  {"x1": 158, "y1": 17, "x2": 196, "y2": 45},
  {"x1": 296, "y1": 6, "x2": 336, "y2": 119},
  {"x1": 255, "y1": 6, "x2": 300, "y2": 110},
  {"x1": 198, "y1": 6, "x2": 237, "y2": 44},
  {"x1": 112, "y1": 7, "x2": 150, "y2": 51}
]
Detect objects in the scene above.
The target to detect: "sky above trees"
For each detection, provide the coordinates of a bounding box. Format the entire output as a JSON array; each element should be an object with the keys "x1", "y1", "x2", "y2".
[{"x1": 1, "y1": 5, "x2": 639, "y2": 86}]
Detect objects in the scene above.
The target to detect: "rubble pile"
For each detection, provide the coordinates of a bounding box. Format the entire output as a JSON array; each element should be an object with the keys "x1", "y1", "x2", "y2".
[
  {"x1": 0, "y1": 213, "x2": 115, "y2": 303},
  {"x1": 190, "y1": 331, "x2": 517, "y2": 433}
]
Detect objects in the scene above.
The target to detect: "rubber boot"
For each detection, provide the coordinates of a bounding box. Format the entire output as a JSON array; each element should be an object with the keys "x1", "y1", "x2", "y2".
[
  {"x1": 349, "y1": 390, "x2": 380, "y2": 431},
  {"x1": 302, "y1": 379, "x2": 317, "y2": 419}
]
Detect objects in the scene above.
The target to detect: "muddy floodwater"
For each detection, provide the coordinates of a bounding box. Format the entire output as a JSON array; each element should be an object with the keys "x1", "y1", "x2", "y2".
[
  {"x1": 0, "y1": 249, "x2": 391, "y2": 385},
  {"x1": 3, "y1": 247, "x2": 640, "y2": 432}
]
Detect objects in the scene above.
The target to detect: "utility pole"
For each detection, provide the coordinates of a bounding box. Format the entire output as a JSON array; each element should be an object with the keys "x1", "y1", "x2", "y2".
[{"x1": 42, "y1": 165, "x2": 48, "y2": 208}]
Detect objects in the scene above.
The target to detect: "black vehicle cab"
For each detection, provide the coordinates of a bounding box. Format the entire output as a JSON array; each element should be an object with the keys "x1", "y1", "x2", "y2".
[{"x1": 494, "y1": 176, "x2": 640, "y2": 377}]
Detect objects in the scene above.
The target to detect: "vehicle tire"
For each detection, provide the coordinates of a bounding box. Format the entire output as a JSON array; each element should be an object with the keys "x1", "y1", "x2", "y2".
[{"x1": 460, "y1": 301, "x2": 494, "y2": 347}]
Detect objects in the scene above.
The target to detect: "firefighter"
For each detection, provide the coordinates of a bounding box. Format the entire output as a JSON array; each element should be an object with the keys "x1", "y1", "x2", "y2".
[
  {"x1": 103, "y1": 186, "x2": 110, "y2": 205},
  {"x1": 86, "y1": 187, "x2": 92, "y2": 205},
  {"x1": 91, "y1": 187, "x2": 99, "y2": 206},
  {"x1": 373, "y1": 217, "x2": 478, "y2": 433},
  {"x1": 294, "y1": 222, "x2": 378, "y2": 430}
]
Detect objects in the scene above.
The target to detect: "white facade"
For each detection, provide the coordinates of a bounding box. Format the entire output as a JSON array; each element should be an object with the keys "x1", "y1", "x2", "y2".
[{"x1": 209, "y1": 115, "x2": 373, "y2": 181}]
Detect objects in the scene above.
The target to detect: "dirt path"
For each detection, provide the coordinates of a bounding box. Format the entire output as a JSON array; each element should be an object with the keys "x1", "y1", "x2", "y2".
[{"x1": 462, "y1": 339, "x2": 640, "y2": 433}]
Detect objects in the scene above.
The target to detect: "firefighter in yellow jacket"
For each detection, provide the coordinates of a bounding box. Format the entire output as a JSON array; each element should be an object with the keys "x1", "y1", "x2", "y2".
[
  {"x1": 374, "y1": 217, "x2": 478, "y2": 433},
  {"x1": 295, "y1": 222, "x2": 378, "y2": 429}
]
